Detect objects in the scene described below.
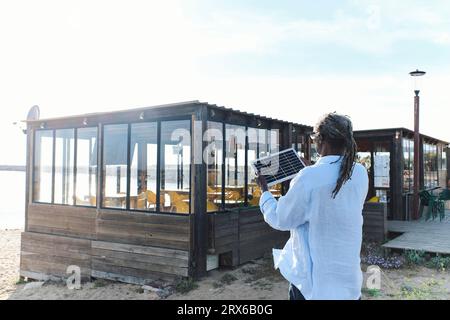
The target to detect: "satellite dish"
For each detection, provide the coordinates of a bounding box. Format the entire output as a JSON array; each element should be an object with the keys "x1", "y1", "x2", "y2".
[{"x1": 26, "y1": 105, "x2": 40, "y2": 121}]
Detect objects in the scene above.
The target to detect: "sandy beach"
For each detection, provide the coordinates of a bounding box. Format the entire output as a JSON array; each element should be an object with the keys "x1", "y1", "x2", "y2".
[
  {"x1": 0, "y1": 229, "x2": 21, "y2": 299},
  {"x1": 1, "y1": 229, "x2": 450, "y2": 300}
]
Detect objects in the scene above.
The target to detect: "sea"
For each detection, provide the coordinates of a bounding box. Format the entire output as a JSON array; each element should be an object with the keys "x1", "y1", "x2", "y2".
[{"x1": 0, "y1": 171, "x2": 25, "y2": 229}]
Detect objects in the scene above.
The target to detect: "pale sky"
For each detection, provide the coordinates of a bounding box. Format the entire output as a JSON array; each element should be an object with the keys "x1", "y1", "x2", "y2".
[{"x1": 1, "y1": 0, "x2": 449, "y2": 165}]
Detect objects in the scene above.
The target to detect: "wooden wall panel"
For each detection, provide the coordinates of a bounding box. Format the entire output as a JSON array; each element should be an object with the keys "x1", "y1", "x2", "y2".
[
  {"x1": 210, "y1": 208, "x2": 289, "y2": 266},
  {"x1": 362, "y1": 202, "x2": 388, "y2": 242},
  {"x1": 209, "y1": 212, "x2": 239, "y2": 255},
  {"x1": 20, "y1": 232, "x2": 92, "y2": 281},
  {"x1": 27, "y1": 203, "x2": 96, "y2": 239},
  {"x1": 91, "y1": 241, "x2": 188, "y2": 284},
  {"x1": 238, "y1": 210, "x2": 288, "y2": 264},
  {"x1": 96, "y1": 210, "x2": 190, "y2": 251}
]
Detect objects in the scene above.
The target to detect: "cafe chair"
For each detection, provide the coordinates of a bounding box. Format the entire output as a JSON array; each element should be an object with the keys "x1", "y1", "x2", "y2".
[{"x1": 168, "y1": 191, "x2": 190, "y2": 214}]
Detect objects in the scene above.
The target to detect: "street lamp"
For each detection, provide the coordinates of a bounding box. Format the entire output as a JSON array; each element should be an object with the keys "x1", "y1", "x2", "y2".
[{"x1": 409, "y1": 69, "x2": 426, "y2": 220}]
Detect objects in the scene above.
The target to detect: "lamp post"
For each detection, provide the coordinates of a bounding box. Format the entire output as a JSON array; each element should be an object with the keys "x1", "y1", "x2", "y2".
[{"x1": 409, "y1": 69, "x2": 426, "y2": 220}]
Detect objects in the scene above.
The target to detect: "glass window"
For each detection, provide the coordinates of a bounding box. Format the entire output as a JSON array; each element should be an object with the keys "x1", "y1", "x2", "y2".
[
  {"x1": 402, "y1": 138, "x2": 413, "y2": 193},
  {"x1": 102, "y1": 124, "x2": 128, "y2": 209},
  {"x1": 160, "y1": 120, "x2": 191, "y2": 214},
  {"x1": 310, "y1": 143, "x2": 319, "y2": 163},
  {"x1": 410, "y1": 140, "x2": 414, "y2": 190},
  {"x1": 248, "y1": 128, "x2": 269, "y2": 206},
  {"x1": 374, "y1": 150, "x2": 390, "y2": 188},
  {"x1": 373, "y1": 142, "x2": 390, "y2": 203},
  {"x1": 269, "y1": 129, "x2": 280, "y2": 153},
  {"x1": 269, "y1": 129, "x2": 283, "y2": 196},
  {"x1": 293, "y1": 130, "x2": 305, "y2": 157},
  {"x1": 206, "y1": 121, "x2": 223, "y2": 212},
  {"x1": 423, "y1": 143, "x2": 438, "y2": 189},
  {"x1": 33, "y1": 130, "x2": 54, "y2": 203},
  {"x1": 130, "y1": 122, "x2": 158, "y2": 211},
  {"x1": 75, "y1": 127, "x2": 98, "y2": 206},
  {"x1": 356, "y1": 152, "x2": 371, "y2": 172},
  {"x1": 54, "y1": 129, "x2": 75, "y2": 205},
  {"x1": 225, "y1": 124, "x2": 246, "y2": 208},
  {"x1": 442, "y1": 147, "x2": 447, "y2": 170},
  {"x1": 431, "y1": 144, "x2": 438, "y2": 187}
]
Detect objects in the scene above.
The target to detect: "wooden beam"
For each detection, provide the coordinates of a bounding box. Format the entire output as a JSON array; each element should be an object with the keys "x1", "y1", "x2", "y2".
[
  {"x1": 25, "y1": 126, "x2": 33, "y2": 232},
  {"x1": 191, "y1": 106, "x2": 208, "y2": 278},
  {"x1": 391, "y1": 135, "x2": 403, "y2": 220}
]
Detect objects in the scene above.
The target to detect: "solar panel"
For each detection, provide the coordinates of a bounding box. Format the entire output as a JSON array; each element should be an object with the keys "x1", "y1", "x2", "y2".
[{"x1": 251, "y1": 148, "x2": 306, "y2": 187}]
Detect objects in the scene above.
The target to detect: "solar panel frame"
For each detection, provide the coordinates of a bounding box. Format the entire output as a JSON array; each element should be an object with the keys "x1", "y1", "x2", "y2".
[{"x1": 251, "y1": 148, "x2": 306, "y2": 187}]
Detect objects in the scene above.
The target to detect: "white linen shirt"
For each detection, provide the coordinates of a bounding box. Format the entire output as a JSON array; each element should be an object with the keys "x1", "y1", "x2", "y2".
[{"x1": 259, "y1": 155, "x2": 368, "y2": 300}]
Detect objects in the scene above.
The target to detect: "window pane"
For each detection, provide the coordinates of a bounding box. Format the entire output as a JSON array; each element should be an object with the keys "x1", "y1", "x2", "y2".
[
  {"x1": 310, "y1": 143, "x2": 319, "y2": 163},
  {"x1": 75, "y1": 127, "x2": 97, "y2": 206},
  {"x1": 356, "y1": 152, "x2": 371, "y2": 172},
  {"x1": 206, "y1": 121, "x2": 223, "y2": 212},
  {"x1": 33, "y1": 130, "x2": 54, "y2": 203},
  {"x1": 403, "y1": 138, "x2": 412, "y2": 193},
  {"x1": 374, "y1": 144, "x2": 390, "y2": 189},
  {"x1": 225, "y1": 124, "x2": 246, "y2": 208},
  {"x1": 248, "y1": 128, "x2": 269, "y2": 206},
  {"x1": 54, "y1": 129, "x2": 75, "y2": 205},
  {"x1": 130, "y1": 122, "x2": 158, "y2": 211},
  {"x1": 103, "y1": 124, "x2": 128, "y2": 209},
  {"x1": 442, "y1": 148, "x2": 447, "y2": 170},
  {"x1": 269, "y1": 129, "x2": 283, "y2": 195},
  {"x1": 160, "y1": 120, "x2": 191, "y2": 214},
  {"x1": 410, "y1": 140, "x2": 414, "y2": 190}
]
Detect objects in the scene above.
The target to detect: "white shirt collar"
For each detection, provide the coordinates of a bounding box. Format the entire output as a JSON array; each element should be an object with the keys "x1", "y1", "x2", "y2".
[{"x1": 316, "y1": 155, "x2": 343, "y2": 164}]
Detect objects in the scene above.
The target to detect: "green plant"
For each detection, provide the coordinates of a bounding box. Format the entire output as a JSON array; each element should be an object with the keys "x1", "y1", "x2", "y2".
[
  {"x1": 175, "y1": 278, "x2": 198, "y2": 294},
  {"x1": 426, "y1": 254, "x2": 450, "y2": 271},
  {"x1": 135, "y1": 287, "x2": 145, "y2": 294},
  {"x1": 362, "y1": 288, "x2": 381, "y2": 297},
  {"x1": 400, "y1": 281, "x2": 437, "y2": 300},
  {"x1": 220, "y1": 273, "x2": 237, "y2": 285},
  {"x1": 15, "y1": 278, "x2": 27, "y2": 285},
  {"x1": 404, "y1": 250, "x2": 426, "y2": 266},
  {"x1": 93, "y1": 279, "x2": 109, "y2": 288}
]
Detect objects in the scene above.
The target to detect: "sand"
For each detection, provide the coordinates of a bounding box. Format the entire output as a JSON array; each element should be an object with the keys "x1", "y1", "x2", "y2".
[
  {"x1": 0, "y1": 229, "x2": 21, "y2": 299},
  {"x1": 1, "y1": 229, "x2": 450, "y2": 300}
]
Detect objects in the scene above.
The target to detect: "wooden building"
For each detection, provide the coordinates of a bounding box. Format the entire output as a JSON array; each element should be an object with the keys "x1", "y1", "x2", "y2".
[
  {"x1": 21, "y1": 101, "x2": 312, "y2": 284},
  {"x1": 354, "y1": 128, "x2": 449, "y2": 221}
]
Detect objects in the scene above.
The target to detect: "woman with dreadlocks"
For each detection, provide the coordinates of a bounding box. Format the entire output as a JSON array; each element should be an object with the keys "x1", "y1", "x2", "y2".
[{"x1": 257, "y1": 112, "x2": 368, "y2": 300}]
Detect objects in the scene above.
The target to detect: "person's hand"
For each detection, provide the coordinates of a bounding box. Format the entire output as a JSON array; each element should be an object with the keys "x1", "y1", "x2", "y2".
[{"x1": 256, "y1": 170, "x2": 269, "y2": 193}]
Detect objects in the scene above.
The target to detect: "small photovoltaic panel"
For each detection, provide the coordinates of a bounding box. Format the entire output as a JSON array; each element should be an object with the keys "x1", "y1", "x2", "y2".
[{"x1": 251, "y1": 148, "x2": 306, "y2": 187}]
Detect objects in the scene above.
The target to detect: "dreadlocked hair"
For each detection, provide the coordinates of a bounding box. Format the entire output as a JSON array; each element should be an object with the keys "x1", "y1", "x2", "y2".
[{"x1": 315, "y1": 112, "x2": 357, "y2": 199}]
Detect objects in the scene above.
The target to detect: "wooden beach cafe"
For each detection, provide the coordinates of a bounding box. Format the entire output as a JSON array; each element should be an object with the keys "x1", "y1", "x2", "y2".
[
  {"x1": 20, "y1": 101, "x2": 313, "y2": 283},
  {"x1": 20, "y1": 100, "x2": 449, "y2": 284},
  {"x1": 354, "y1": 128, "x2": 449, "y2": 221}
]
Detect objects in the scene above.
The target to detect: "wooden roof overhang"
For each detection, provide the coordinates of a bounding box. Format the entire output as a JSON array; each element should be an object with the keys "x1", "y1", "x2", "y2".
[
  {"x1": 354, "y1": 127, "x2": 449, "y2": 146},
  {"x1": 24, "y1": 100, "x2": 312, "y2": 133}
]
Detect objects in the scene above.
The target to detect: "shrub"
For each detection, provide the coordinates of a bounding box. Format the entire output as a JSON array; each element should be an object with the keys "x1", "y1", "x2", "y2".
[
  {"x1": 220, "y1": 273, "x2": 237, "y2": 285},
  {"x1": 426, "y1": 254, "x2": 450, "y2": 271},
  {"x1": 362, "y1": 254, "x2": 403, "y2": 269},
  {"x1": 175, "y1": 278, "x2": 198, "y2": 294},
  {"x1": 362, "y1": 288, "x2": 381, "y2": 297},
  {"x1": 404, "y1": 250, "x2": 426, "y2": 266}
]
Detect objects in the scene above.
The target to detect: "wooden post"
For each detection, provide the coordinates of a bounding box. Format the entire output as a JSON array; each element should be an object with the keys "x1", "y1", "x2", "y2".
[
  {"x1": 24, "y1": 125, "x2": 33, "y2": 232},
  {"x1": 97, "y1": 123, "x2": 103, "y2": 211},
  {"x1": 413, "y1": 91, "x2": 420, "y2": 220},
  {"x1": 392, "y1": 132, "x2": 403, "y2": 220},
  {"x1": 190, "y1": 106, "x2": 208, "y2": 278},
  {"x1": 447, "y1": 147, "x2": 450, "y2": 187}
]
